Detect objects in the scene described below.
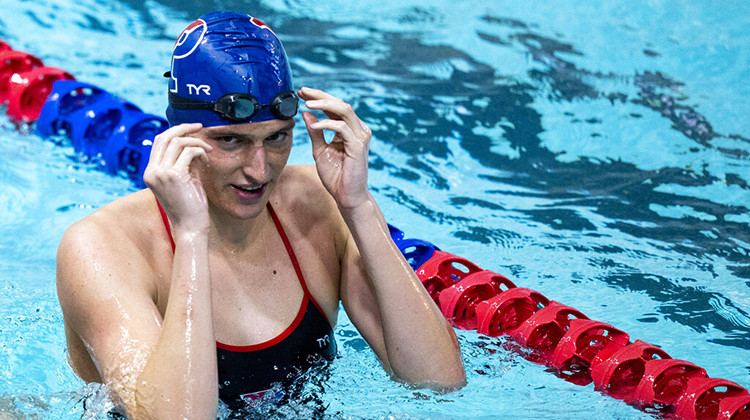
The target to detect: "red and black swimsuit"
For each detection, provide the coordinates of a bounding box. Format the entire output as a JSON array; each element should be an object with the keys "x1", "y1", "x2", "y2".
[{"x1": 157, "y1": 200, "x2": 337, "y2": 407}]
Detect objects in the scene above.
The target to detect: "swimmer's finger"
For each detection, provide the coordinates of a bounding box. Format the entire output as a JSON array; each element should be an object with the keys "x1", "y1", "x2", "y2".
[
  {"x1": 145, "y1": 145, "x2": 207, "y2": 189},
  {"x1": 151, "y1": 124, "x2": 201, "y2": 165},
  {"x1": 175, "y1": 146, "x2": 209, "y2": 173},
  {"x1": 151, "y1": 123, "x2": 203, "y2": 163},
  {"x1": 303, "y1": 112, "x2": 327, "y2": 158},
  {"x1": 297, "y1": 86, "x2": 333, "y2": 101},
  {"x1": 303, "y1": 98, "x2": 353, "y2": 121},
  {"x1": 303, "y1": 96, "x2": 369, "y2": 141},
  {"x1": 309, "y1": 118, "x2": 359, "y2": 146},
  {"x1": 159, "y1": 136, "x2": 212, "y2": 168}
]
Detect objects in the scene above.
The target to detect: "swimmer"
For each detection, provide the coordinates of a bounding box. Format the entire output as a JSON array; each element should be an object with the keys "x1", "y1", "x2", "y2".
[{"x1": 56, "y1": 11, "x2": 465, "y2": 419}]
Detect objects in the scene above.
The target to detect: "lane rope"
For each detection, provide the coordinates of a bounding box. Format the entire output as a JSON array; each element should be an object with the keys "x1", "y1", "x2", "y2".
[{"x1": 2, "y1": 39, "x2": 748, "y2": 420}]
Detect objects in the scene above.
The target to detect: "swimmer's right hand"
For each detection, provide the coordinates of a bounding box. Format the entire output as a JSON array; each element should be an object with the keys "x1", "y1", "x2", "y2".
[{"x1": 143, "y1": 123, "x2": 213, "y2": 233}]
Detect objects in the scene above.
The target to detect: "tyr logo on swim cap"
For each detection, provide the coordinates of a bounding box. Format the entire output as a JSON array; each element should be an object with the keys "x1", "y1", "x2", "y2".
[{"x1": 166, "y1": 11, "x2": 294, "y2": 127}]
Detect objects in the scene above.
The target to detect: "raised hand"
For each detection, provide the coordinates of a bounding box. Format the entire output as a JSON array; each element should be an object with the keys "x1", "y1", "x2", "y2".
[
  {"x1": 299, "y1": 87, "x2": 372, "y2": 210},
  {"x1": 142, "y1": 122, "x2": 213, "y2": 232}
]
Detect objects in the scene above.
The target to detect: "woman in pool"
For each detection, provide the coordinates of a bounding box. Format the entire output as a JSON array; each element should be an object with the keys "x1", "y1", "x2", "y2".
[{"x1": 56, "y1": 11, "x2": 465, "y2": 419}]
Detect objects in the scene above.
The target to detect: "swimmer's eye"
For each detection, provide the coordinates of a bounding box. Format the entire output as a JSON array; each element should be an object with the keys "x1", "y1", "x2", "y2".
[
  {"x1": 265, "y1": 131, "x2": 290, "y2": 146},
  {"x1": 217, "y1": 136, "x2": 242, "y2": 145}
]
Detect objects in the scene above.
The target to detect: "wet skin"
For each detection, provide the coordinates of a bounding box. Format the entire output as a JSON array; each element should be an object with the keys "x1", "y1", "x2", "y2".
[{"x1": 57, "y1": 87, "x2": 466, "y2": 419}]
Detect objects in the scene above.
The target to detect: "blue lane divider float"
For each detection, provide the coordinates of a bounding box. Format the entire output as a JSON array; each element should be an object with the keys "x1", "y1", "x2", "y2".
[
  {"x1": 36, "y1": 80, "x2": 167, "y2": 184},
  {"x1": 3, "y1": 38, "x2": 750, "y2": 420}
]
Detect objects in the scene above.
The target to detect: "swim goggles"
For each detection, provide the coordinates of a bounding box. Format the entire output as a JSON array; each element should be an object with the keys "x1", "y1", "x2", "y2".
[{"x1": 167, "y1": 90, "x2": 299, "y2": 122}]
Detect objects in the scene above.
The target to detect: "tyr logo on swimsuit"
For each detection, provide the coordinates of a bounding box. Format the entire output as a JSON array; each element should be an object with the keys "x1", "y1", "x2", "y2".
[{"x1": 316, "y1": 334, "x2": 330, "y2": 348}]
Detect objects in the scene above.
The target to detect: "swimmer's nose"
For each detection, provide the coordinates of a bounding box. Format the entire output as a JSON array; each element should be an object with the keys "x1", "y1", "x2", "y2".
[{"x1": 240, "y1": 144, "x2": 269, "y2": 182}]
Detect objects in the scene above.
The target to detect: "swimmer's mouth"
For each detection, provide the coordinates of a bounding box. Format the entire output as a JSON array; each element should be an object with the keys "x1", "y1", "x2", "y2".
[
  {"x1": 231, "y1": 183, "x2": 269, "y2": 200},
  {"x1": 233, "y1": 184, "x2": 265, "y2": 192}
]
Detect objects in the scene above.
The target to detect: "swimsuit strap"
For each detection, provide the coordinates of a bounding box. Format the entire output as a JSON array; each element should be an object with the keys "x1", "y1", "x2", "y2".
[
  {"x1": 266, "y1": 202, "x2": 328, "y2": 320},
  {"x1": 156, "y1": 199, "x2": 175, "y2": 252}
]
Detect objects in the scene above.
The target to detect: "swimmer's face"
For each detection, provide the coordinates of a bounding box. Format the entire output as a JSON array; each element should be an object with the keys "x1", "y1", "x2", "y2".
[{"x1": 194, "y1": 118, "x2": 295, "y2": 219}]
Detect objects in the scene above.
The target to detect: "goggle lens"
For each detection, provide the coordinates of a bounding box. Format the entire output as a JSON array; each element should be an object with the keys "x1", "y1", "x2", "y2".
[
  {"x1": 271, "y1": 91, "x2": 299, "y2": 119},
  {"x1": 218, "y1": 94, "x2": 259, "y2": 120}
]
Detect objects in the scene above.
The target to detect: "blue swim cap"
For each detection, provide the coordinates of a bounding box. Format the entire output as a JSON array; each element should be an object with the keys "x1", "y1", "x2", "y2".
[{"x1": 166, "y1": 11, "x2": 294, "y2": 127}]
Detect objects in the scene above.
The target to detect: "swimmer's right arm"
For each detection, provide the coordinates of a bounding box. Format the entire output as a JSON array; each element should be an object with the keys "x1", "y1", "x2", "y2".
[{"x1": 57, "y1": 123, "x2": 219, "y2": 419}]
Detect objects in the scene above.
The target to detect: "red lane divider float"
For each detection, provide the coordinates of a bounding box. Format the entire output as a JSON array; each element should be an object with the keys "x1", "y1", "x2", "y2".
[
  {"x1": 590, "y1": 339, "x2": 670, "y2": 399},
  {"x1": 635, "y1": 358, "x2": 708, "y2": 409},
  {"x1": 511, "y1": 301, "x2": 587, "y2": 362},
  {"x1": 718, "y1": 395, "x2": 750, "y2": 420},
  {"x1": 0, "y1": 50, "x2": 44, "y2": 105},
  {"x1": 7, "y1": 66, "x2": 75, "y2": 122},
  {"x1": 439, "y1": 270, "x2": 515, "y2": 330},
  {"x1": 1, "y1": 37, "x2": 748, "y2": 420},
  {"x1": 416, "y1": 250, "x2": 482, "y2": 304},
  {"x1": 674, "y1": 377, "x2": 749, "y2": 420},
  {"x1": 476, "y1": 287, "x2": 549, "y2": 337},
  {"x1": 389, "y1": 223, "x2": 749, "y2": 420}
]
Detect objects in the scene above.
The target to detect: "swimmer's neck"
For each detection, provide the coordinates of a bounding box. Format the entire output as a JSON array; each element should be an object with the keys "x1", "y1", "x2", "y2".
[{"x1": 206, "y1": 204, "x2": 271, "y2": 252}]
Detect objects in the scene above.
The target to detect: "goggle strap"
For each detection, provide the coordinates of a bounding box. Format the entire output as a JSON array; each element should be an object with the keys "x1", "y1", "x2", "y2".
[{"x1": 168, "y1": 91, "x2": 215, "y2": 110}]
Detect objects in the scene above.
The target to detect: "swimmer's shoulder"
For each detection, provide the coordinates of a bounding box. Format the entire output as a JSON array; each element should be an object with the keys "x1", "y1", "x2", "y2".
[
  {"x1": 57, "y1": 190, "x2": 166, "y2": 383},
  {"x1": 272, "y1": 164, "x2": 349, "y2": 246},
  {"x1": 273, "y1": 164, "x2": 341, "y2": 222},
  {"x1": 58, "y1": 189, "x2": 171, "y2": 267}
]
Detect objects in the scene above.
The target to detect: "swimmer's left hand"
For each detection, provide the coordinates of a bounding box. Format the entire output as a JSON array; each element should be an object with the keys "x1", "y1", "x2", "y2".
[{"x1": 300, "y1": 87, "x2": 372, "y2": 209}]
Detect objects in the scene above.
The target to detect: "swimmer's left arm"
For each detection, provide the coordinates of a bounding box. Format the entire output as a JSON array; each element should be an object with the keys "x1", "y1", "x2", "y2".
[{"x1": 300, "y1": 87, "x2": 466, "y2": 389}]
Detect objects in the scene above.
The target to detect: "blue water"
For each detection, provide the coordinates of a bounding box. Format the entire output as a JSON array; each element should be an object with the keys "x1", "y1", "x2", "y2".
[{"x1": 1, "y1": 0, "x2": 749, "y2": 418}]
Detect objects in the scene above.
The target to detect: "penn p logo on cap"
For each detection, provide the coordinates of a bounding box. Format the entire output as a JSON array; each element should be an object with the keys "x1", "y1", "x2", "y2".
[
  {"x1": 169, "y1": 19, "x2": 207, "y2": 96},
  {"x1": 173, "y1": 19, "x2": 207, "y2": 59},
  {"x1": 249, "y1": 17, "x2": 274, "y2": 34}
]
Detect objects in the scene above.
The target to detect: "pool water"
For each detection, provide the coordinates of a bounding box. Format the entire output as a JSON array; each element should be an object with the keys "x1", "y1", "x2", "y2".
[{"x1": 1, "y1": 0, "x2": 749, "y2": 418}]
